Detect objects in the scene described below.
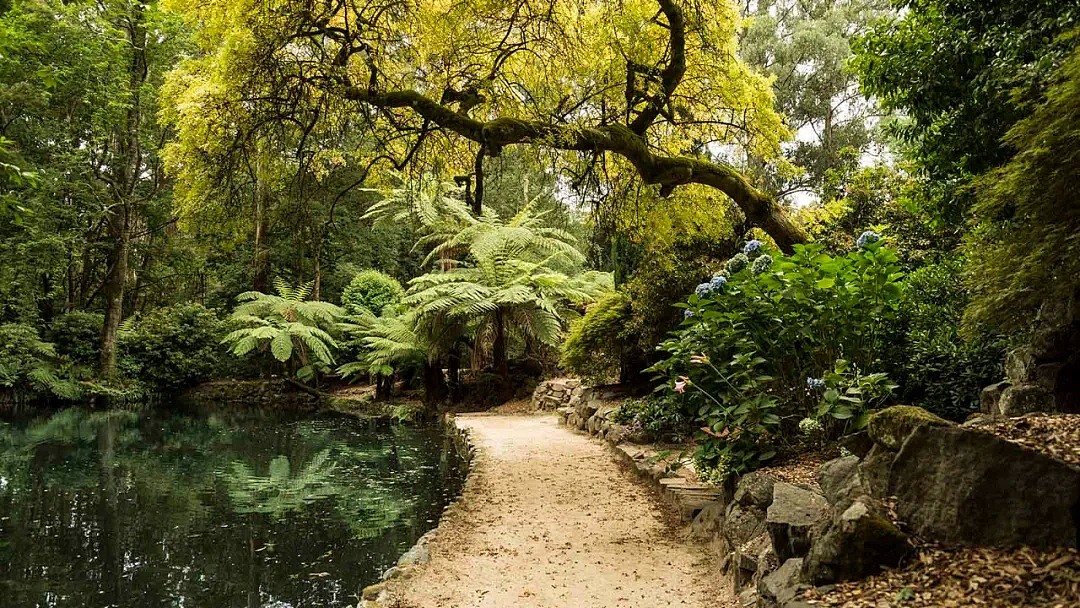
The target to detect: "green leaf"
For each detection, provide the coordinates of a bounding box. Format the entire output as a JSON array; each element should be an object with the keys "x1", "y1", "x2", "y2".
[{"x1": 270, "y1": 332, "x2": 293, "y2": 362}]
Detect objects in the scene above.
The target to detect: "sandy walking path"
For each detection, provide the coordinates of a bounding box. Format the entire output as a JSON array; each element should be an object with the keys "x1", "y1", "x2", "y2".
[{"x1": 384, "y1": 414, "x2": 733, "y2": 608}]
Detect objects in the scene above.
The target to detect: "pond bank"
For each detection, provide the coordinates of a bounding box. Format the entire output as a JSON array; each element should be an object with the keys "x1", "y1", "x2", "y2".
[{"x1": 371, "y1": 414, "x2": 731, "y2": 608}]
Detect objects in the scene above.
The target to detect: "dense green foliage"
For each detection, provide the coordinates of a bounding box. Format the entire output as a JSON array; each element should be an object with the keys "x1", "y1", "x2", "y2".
[
  {"x1": 348, "y1": 176, "x2": 611, "y2": 403},
  {"x1": 222, "y1": 280, "x2": 344, "y2": 384},
  {"x1": 965, "y1": 42, "x2": 1080, "y2": 335},
  {"x1": 885, "y1": 259, "x2": 1006, "y2": 419},
  {"x1": 0, "y1": 323, "x2": 81, "y2": 401},
  {"x1": 852, "y1": 0, "x2": 1080, "y2": 222},
  {"x1": 650, "y1": 238, "x2": 903, "y2": 476},
  {"x1": 46, "y1": 312, "x2": 103, "y2": 367},
  {"x1": 560, "y1": 291, "x2": 634, "y2": 383},
  {"x1": 341, "y1": 270, "x2": 405, "y2": 316},
  {"x1": 118, "y1": 303, "x2": 225, "y2": 389}
]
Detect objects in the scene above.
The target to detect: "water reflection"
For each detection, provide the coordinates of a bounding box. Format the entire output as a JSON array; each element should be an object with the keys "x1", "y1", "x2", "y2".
[{"x1": 0, "y1": 405, "x2": 467, "y2": 607}]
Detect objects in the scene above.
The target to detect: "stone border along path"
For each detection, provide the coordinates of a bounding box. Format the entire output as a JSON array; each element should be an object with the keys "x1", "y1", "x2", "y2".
[{"x1": 372, "y1": 413, "x2": 734, "y2": 608}]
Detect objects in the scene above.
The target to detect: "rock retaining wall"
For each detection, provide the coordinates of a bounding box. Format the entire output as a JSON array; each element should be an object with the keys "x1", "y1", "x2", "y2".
[
  {"x1": 530, "y1": 378, "x2": 583, "y2": 410},
  {"x1": 556, "y1": 391, "x2": 1080, "y2": 607},
  {"x1": 981, "y1": 294, "x2": 1080, "y2": 416}
]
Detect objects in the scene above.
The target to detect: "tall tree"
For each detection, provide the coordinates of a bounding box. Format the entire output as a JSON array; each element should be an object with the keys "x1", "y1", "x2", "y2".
[
  {"x1": 0, "y1": 0, "x2": 187, "y2": 377},
  {"x1": 739, "y1": 0, "x2": 889, "y2": 202},
  {"x1": 162, "y1": 0, "x2": 810, "y2": 251},
  {"x1": 852, "y1": 0, "x2": 1080, "y2": 223}
]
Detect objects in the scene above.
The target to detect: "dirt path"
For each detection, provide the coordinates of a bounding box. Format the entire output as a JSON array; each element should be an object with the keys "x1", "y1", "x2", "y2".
[{"x1": 384, "y1": 414, "x2": 732, "y2": 608}]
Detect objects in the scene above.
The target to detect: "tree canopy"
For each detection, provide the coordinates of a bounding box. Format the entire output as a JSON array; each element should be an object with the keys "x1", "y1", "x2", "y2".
[{"x1": 161, "y1": 0, "x2": 809, "y2": 249}]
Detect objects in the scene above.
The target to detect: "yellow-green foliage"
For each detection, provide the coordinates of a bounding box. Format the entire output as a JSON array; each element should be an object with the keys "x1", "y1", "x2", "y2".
[
  {"x1": 160, "y1": 0, "x2": 789, "y2": 216},
  {"x1": 965, "y1": 39, "x2": 1080, "y2": 334},
  {"x1": 560, "y1": 291, "x2": 632, "y2": 383}
]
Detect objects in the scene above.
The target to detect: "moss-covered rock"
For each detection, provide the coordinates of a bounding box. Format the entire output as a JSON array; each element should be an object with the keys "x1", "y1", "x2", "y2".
[{"x1": 867, "y1": 405, "x2": 950, "y2": 450}]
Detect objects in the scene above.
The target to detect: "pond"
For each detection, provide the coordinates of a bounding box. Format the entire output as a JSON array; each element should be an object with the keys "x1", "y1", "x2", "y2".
[{"x1": 0, "y1": 404, "x2": 468, "y2": 608}]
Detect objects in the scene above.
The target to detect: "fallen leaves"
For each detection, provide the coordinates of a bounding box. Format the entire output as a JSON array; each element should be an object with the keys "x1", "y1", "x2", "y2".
[
  {"x1": 966, "y1": 414, "x2": 1080, "y2": 466},
  {"x1": 804, "y1": 544, "x2": 1080, "y2": 607},
  {"x1": 754, "y1": 448, "x2": 835, "y2": 486}
]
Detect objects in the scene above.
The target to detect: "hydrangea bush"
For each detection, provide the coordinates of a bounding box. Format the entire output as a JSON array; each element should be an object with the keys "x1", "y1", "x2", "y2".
[{"x1": 649, "y1": 238, "x2": 903, "y2": 479}]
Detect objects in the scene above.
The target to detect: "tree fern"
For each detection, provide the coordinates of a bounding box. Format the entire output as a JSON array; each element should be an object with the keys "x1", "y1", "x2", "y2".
[
  {"x1": 221, "y1": 281, "x2": 344, "y2": 385},
  {"x1": 0, "y1": 323, "x2": 84, "y2": 402},
  {"x1": 400, "y1": 190, "x2": 612, "y2": 375}
]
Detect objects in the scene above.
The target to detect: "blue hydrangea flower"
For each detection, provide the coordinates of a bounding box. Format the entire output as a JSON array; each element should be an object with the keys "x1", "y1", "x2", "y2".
[
  {"x1": 726, "y1": 253, "x2": 750, "y2": 274},
  {"x1": 743, "y1": 239, "x2": 765, "y2": 258},
  {"x1": 684, "y1": 309, "x2": 695, "y2": 320},
  {"x1": 709, "y1": 274, "x2": 728, "y2": 289},
  {"x1": 751, "y1": 254, "x2": 772, "y2": 275},
  {"x1": 806, "y1": 377, "x2": 826, "y2": 391},
  {"x1": 694, "y1": 282, "x2": 712, "y2": 297},
  {"x1": 856, "y1": 230, "x2": 881, "y2": 249}
]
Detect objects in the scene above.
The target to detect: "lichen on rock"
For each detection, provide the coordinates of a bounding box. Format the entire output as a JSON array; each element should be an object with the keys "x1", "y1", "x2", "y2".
[{"x1": 866, "y1": 405, "x2": 950, "y2": 450}]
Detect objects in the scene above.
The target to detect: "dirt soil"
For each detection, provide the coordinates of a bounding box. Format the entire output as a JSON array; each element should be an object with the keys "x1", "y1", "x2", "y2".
[{"x1": 384, "y1": 414, "x2": 732, "y2": 608}]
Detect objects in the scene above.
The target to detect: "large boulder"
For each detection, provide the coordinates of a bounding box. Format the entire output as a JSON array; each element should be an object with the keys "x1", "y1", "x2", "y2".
[
  {"x1": 818, "y1": 456, "x2": 860, "y2": 505},
  {"x1": 734, "y1": 471, "x2": 776, "y2": 509},
  {"x1": 867, "y1": 405, "x2": 951, "y2": 451},
  {"x1": 758, "y1": 557, "x2": 808, "y2": 607},
  {"x1": 803, "y1": 495, "x2": 911, "y2": 584},
  {"x1": 997, "y1": 384, "x2": 1056, "y2": 417},
  {"x1": 890, "y1": 424, "x2": 1080, "y2": 548},
  {"x1": 766, "y1": 483, "x2": 828, "y2": 562},
  {"x1": 856, "y1": 445, "x2": 894, "y2": 499}
]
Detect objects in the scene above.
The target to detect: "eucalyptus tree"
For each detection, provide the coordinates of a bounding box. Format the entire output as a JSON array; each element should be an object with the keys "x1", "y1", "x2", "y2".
[{"x1": 738, "y1": 0, "x2": 890, "y2": 202}]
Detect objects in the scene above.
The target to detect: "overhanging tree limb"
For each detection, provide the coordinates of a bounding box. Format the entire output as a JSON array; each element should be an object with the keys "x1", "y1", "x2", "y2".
[{"x1": 341, "y1": 86, "x2": 809, "y2": 251}]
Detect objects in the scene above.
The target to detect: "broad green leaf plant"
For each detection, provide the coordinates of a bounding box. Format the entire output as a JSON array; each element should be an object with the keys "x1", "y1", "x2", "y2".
[
  {"x1": 222, "y1": 279, "x2": 344, "y2": 385},
  {"x1": 651, "y1": 233, "x2": 903, "y2": 479}
]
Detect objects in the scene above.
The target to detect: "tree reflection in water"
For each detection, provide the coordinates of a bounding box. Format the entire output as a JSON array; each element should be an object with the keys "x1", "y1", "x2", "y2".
[{"x1": 0, "y1": 405, "x2": 466, "y2": 608}]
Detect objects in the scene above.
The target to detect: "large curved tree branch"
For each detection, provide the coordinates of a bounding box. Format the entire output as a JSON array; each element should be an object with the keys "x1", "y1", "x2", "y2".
[
  {"x1": 328, "y1": 0, "x2": 807, "y2": 250},
  {"x1": 341, "y1": 86, "x2": 808, "y2": 251}
]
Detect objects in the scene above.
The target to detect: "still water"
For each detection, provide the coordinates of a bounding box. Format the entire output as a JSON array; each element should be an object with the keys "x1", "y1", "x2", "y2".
[{"x1": 0, "y1": 405, "x2": 468, "y2": 607}]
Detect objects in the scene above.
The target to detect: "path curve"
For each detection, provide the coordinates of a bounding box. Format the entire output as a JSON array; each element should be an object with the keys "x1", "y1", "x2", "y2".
[{"x1": 384, "y1": 414, "x2": 733, "y2": 608}]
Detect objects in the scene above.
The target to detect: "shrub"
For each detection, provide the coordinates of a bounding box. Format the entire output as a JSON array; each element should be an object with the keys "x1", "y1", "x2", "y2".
[
  {"x1": 884, "y1": 258, "x2": 1006, "y2": 420},
  {"x1": 222, "y1": 280, "x2": 344, "y2": 385},
  {"x1": 47, "y1": 311, "x2": 102, "y2": 367},
  {"x1": 610, "y1": 394, "x2": 693, "y2": 443},
  {"x1": 559, "y1": 291, "x2": 633, "y2": 383},
  {"x1": 341, "y1": 270, "x2": 404, "y2": 316},
  {"x1": 0, "y1": 323, "x2": 82, "y2": 401},
  {"x1": 119, "y1": 303, "x2": 225, "y2": 390},
  {"x1": 807, "y1": 358, "x2": 897, "y2": 437},
  {"x1": 650, "y1": 239, "x2": 904, "y2": 478}
]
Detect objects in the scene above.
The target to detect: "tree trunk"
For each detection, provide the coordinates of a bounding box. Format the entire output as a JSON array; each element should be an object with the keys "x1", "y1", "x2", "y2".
[
  {"x1": 253, "y1": 159, "x2": 271, "y2": 292},
  {"x1": 98, "y1": 207, "x2": 130, "y2": 377},
  {"x1": 492, "y1": 309, "x2": 509, "y2": 381},
  {"x1": 98, "y1": 5, "x2": 146, "y2": 377},
  {"x1": 311, "y1": 238, "x2": 322, "y2": 300},
  {"x1": 374, "y1": 373, "x2": 393, "y2": 401},
  {"x1": 423, "y1": 361, "x2": 448, "y2": 408},
  {"x1": 447, "y1": 346, "x2": 462, "y2": 401}
]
